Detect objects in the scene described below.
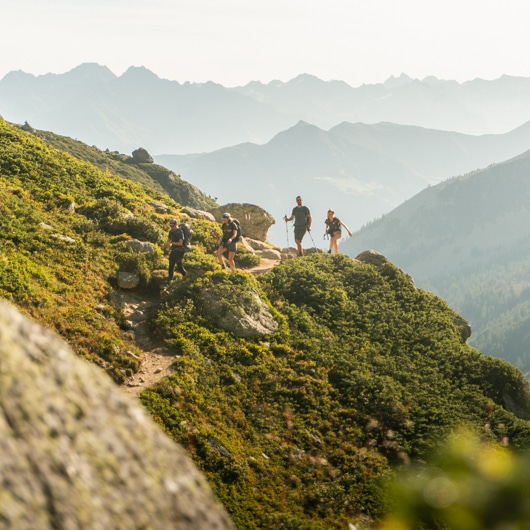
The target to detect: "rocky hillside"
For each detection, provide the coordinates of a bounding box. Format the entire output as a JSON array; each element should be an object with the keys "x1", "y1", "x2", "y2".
[{"x1": 2, "y1": 117, "x2": 530, "y2": 528}]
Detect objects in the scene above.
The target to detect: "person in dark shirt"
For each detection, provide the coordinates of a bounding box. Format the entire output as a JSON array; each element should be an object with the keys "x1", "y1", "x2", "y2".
[
  {"x1": 161, "y1": 219, "x2": 187, "y2": 280},
  {"x1": 284, "y1": 196, "x2": 312, "y2": 256},
  {"x1": 324, "y1": 209, "x2": 352, "y2": 254},
  {"x1": 216, "y1": 212, "x2": 238, "y2": 272}
]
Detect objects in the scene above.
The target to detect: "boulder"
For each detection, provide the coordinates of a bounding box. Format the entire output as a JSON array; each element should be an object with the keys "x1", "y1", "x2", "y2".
[
  {"x1": 131, "y1": 147, "x2": 154, "y2": 163},
  {"x1": 355, "y1": 249, "x2": 388, "y2": 267},
  {"x1": 209, "y1": 203, "x2": 275, "y2": 242},
  {"x1": 150, "y1": 201, "x2": 169, "y2": 214},
  {"x1": 181, "y1": 206, "x2": 216, "y2": 222},
  {"x1": 199, "y1": 287, "x2": 279, "y2": 337},
  {"x1": 245, "y1": 238, "x2": 277, "y2": 252},
  {"x1": 453, "y1": 315, "x2": 472, "y2": 342},
  {"x1": 117, "y1": 272, "x2": 140, "y2": 289},
  {"x1": 0, "y1": 299, "x2": 235, "y2": 529},
  {"x1": 256, "y1": 248, "x2": 282, "y2": 260},
  {"x1": 124, "y1": 239, "x2": 156, "y2": 255}
]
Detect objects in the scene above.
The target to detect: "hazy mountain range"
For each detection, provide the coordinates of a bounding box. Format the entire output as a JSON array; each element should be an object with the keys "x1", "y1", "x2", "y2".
[
  {"x1": 341, "y1": 149, "x2": 530, "y2": 370},
  {"x1": 2, "y1": 63, "x2": 530, "y2": 155},
  {"x1": 157, "y1": 120, "x2": 530, "y2": 246}
]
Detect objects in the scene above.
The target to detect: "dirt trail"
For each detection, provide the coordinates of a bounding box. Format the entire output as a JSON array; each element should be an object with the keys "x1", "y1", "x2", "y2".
[{"x1": 119, "y1": 257, "x2": 281, "y2": 396}]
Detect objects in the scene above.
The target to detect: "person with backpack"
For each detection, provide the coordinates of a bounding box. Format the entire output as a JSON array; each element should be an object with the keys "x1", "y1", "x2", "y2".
[
  {"x1": 216, "y1": 212, "x2": 240, "y2": 272},
  {"x1": 284, "y1": 195, "x2": 312, "y2": 256},
  {"x1": 161, "y1": 218, "x2": 187, "y2": 280},
  {"x1": 324, "y1": 209, "x2": 352, "y2": 254}
]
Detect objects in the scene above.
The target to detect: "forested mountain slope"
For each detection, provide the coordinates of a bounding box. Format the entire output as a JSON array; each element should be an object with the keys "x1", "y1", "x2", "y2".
[
  {"x1": 341, "y1": 150, "x2": 530, "y2": 372},
  {"x1": 2, "y1": 117, "x2": 530, "y2": 528}
]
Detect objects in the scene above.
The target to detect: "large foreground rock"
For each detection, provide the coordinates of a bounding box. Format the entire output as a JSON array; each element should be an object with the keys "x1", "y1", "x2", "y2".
[{"x1": 0, "y1": 300, "x2": 235, "y2": 530}]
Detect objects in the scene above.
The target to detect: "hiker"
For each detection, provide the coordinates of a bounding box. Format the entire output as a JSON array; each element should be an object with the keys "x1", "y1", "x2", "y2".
[
  {"x1": 161, "y1": 218, "x2": 187, "y2": 280},
  {"x1": 284, "y1": 195, "x2": 312, "y2": 256},
  {"x1": 216, "y1": 212, "x2": 238, "y2": 272},
  {"x1": 324, "y1": 209, "x2": 352, "y2": 254}
]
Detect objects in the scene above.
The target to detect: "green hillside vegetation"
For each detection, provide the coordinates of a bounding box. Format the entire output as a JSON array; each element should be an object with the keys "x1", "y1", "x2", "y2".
[
  {"x1": 3, "y1": 116, "x2": 530, "y2": 528},
  {"x1": 0, "y1": 117, "x2": 221, "y2": 381},
  {"x1": 27, "y1": 125, "x2": 217, "y2": 210}
]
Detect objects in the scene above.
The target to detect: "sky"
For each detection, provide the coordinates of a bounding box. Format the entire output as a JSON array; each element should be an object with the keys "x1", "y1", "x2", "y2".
[{"x1": 2, "y1": 0, "x2": 530, "y2": 87}]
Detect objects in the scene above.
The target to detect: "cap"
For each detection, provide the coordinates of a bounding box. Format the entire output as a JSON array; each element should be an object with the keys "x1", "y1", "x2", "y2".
[
  {"x1": 222, "y1": 213, "x2": 230, "y2": 219},
  {"x1": 169, "y1": 218, "x2": 178, "y2": 226}
]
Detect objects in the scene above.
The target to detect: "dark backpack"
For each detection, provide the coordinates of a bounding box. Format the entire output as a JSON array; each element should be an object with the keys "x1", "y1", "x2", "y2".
[
  {"x1": 232, "y1": 219, "x2": 242, "y2": 242},
  {"x1": 180, "y1": 222, "x2": 193, "y2": 252}
]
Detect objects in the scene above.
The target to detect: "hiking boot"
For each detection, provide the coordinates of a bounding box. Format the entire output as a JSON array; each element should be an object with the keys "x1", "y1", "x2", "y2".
[{"x1": 327, "y1": 249, "x2": 331, "y2": 253}]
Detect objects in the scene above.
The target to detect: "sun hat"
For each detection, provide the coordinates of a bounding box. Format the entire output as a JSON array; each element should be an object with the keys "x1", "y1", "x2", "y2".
[{"x1": 222, "y1": 213, "x2": 230, "y2": 219}]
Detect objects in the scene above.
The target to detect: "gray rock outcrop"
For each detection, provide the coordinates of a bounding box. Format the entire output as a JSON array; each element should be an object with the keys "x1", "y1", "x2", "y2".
[
  {"x1": 124, "y1": 238, "x2": 156, "y2": 255},
  {"x1": 0, "y1": 299, "x2": 235, "y2": 530},
  {"x1": 209, "y1": 203, "x2": 275, "y2": 242},
  {"x1": 199, "y1": 287, "x2": 279, "y2": 337},
  {"x1": 131, "y1": 147, "x2": 154, "y2": 163}
]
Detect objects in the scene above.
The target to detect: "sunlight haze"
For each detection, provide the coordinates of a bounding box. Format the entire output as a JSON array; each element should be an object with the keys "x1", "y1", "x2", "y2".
[{"x1": 3, "y1": 0, "x2": 530, "y2": 86}]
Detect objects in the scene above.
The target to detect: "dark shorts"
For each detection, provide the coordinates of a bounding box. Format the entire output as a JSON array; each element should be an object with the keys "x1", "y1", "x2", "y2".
[
  {"x1": 294, "y1": 226, "x2": 307, "y2": 242},
  {"x1": 221, "y1": 241, "x2": 238, "y2": 253},
  {"x1": 329, "y1": 230, "x2": 342, "y2": 238},
  {"x1": 170, "y1": 248, "x2": 185, "y2": 259}
]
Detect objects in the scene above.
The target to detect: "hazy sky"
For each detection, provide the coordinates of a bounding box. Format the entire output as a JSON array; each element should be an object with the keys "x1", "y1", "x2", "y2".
[{"x1": 3, "y1": 0, "x2": 529, "y2": 87}]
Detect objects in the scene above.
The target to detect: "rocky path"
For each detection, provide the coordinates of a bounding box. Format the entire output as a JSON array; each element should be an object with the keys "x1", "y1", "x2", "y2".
[
  {"x1": 116, "y1": 291, "x2": 176, "y2": 396},
  {"x1": 119, "y1": 256, "x2": 282, "y2": 396}
]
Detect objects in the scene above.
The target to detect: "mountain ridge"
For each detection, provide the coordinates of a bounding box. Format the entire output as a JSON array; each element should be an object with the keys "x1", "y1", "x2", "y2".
[{"x1": 3, "y1": 64, "x2": 530, "y2": 156}]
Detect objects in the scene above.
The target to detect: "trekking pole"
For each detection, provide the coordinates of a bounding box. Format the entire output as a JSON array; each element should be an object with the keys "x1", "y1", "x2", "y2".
[
  {"x1": 283, "y1": 215, "x2": 290, "y2": 247},
  {"x1": 308, "y1": 229, "x2": 317, "y2": 250}
]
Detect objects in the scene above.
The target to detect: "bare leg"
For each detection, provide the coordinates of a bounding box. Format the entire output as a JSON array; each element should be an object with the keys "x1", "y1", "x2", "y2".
[
  {"x1": 331, "y1": 233, "x2": 341, "y2": 254},
  {"x1": 295, "y1": 239, "x2": 303, "y2": 256},
  {"x1": 227, "y1": 251, "x2": 236, "y2": 272},
  {"x1": 216, "y1": 245, "x2": 227, "y2": 268}
]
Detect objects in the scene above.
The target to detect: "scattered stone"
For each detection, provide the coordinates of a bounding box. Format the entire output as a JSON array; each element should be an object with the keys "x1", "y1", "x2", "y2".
[{"x1": 117, "y1": 272, "x2": 140, "y2": 289}]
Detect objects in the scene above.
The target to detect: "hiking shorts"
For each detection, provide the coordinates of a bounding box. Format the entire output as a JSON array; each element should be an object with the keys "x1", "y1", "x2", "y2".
[
  {"x1": 222, "y1": 241, "x2": 238, "y2": 253},
  {"x1": 294, "y1": 226, "x2": 307, "y2": 242}
]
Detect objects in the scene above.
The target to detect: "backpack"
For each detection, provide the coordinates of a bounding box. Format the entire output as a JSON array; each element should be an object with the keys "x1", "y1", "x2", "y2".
[
  {"x1": 180, "y1": 222, "x2": 193, "y2": 252},
  {"x1": 326, "y1": 218, "x2": 341, "y2": 235},
  {"x1": 232, "y1": 219, "x2": 242, "y2": 242}
]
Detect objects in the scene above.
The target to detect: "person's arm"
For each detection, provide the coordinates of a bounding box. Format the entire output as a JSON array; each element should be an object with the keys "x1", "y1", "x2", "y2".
[
  {"x1": 306, "y1": 212, "x2": 312, "y2": 231},
  {"x1": 284, "y1": 213, "x2": 294, "y2": 222},
  {"x1": 161, "y1": 236, "x2": 171, "y2": 250},
  {"x1": 340, "y1": 220, "x2": 352, "y2": 236}
]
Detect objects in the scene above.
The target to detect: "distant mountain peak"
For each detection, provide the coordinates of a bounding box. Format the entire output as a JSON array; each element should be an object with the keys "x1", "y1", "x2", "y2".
[
  {"x1": 67, "y1": 63, "x2": 116, "y2": 82},
  {"x1": 120, "y1": 66, "x2": 161, "y2": 82},
  {"x1": 383, "y1": 73, "x2": 415, "y2": 89}
]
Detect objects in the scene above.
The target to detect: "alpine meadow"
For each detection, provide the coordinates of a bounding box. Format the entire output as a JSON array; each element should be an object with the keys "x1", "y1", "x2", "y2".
[{"x1": 3, "y1": 115, "x2": 530, "y2": 529}]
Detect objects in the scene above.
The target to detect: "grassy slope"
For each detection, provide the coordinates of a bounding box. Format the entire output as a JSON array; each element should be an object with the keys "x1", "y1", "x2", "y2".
[{"x1": 2, "y1": 117, "x2": 530, "y2": 528}]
